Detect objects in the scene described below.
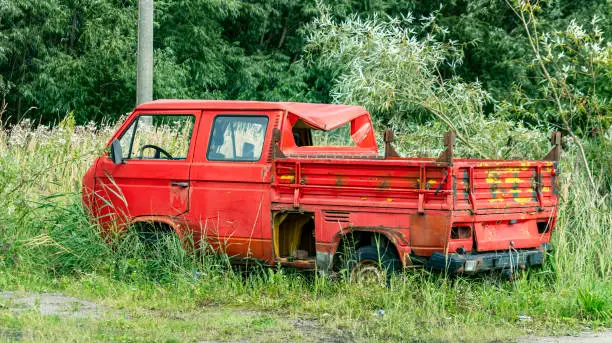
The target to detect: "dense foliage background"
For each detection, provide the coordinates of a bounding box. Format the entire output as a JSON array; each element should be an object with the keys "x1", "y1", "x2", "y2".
[{"x1": 0, "y1": 0, "x2": 609, "y2": 126}]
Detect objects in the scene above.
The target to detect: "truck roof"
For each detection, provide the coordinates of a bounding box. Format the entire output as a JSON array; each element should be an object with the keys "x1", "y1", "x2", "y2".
[{"x1": 136, "y1": 100, "x2": 368, "y2": 131}]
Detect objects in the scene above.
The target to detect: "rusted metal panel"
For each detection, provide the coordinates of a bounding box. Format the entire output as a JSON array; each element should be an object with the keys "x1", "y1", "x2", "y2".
[
  {"x1": 544, "y1": 132, "x2": 562, "y2": 161},
  {"x1": 383, "y1": 129, "x2": 400, "y2": 158},
  {"x1": 409, "y1": 214, "x2": 452, "y2": 256},
  {"x1": 436, "y1": 131, "x2": 455, "y2": 163}
]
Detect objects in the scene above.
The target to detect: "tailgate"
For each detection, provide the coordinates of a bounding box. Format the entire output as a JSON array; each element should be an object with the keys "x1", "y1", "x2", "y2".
[{"x1": 454, "y1": 161, "x2": 557, "y2": 212}]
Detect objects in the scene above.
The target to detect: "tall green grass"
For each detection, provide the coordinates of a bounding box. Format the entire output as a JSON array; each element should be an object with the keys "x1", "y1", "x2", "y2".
[{"x1": 0, "y1": 117, "x2": 610, "y2": 341}]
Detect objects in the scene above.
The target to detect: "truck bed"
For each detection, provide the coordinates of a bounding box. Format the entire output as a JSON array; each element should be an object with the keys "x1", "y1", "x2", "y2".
[{"x1": 273, "y1": 157, "x2": 557, "y2": 213}]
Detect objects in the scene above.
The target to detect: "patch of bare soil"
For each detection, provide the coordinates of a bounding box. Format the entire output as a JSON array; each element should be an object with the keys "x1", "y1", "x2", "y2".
[
  {"x1": 0, "y1": 291, "x2": 105, "y2": 318},
  {"x1": 196, "y1": 318, "x2": 348, "y2": 343},
  {"x1": 291, "y1": 317, "x2": 350, "y2": 343}
]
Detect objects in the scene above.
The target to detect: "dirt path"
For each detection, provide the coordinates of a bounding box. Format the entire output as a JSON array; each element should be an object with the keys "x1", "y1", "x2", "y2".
[
  {"x1": 1, "y1": 291, "x2": 610, "y2": 342},
  {"x1": 0, "y1": 291, "x2": 105, "y2": 318}
]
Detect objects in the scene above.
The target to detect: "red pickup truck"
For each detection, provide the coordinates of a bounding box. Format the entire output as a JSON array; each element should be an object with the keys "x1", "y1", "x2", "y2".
[{"x1": 82, "y1": 100, "x2": 560, "y2": 279}]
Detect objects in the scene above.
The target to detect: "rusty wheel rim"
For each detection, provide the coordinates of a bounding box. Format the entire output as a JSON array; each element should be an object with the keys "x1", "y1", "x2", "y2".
[{"x1": 351, "y1": 260, "x2": 384, "y2": 285}]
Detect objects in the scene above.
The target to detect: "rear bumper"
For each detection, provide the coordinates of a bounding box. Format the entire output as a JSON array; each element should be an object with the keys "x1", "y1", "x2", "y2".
[{"x1": 426, "y1": 243, "x2": 551, "y2": 273}]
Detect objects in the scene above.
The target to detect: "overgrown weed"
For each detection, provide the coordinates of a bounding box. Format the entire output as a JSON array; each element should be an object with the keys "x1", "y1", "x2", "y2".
[{"x1": 0, "y1": 118, "x2": 610, "y2": 341}]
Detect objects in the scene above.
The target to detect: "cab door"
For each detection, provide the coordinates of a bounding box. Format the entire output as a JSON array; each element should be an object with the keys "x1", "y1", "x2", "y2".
[
  {"x1": 94, "y1": 111, "x2": 199, "y2": 226},
  {"x1": 189, "y1": 110, "x2": 279, "y2": 261}
]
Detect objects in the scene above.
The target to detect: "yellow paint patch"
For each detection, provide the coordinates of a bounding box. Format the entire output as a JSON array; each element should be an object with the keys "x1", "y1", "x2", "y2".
[
  {"x1": 504, "y1": 177, "x2": 524, "y2": 184},
  {"x1": 387, "y1": 198, "x2": 393, "y2": 202},
  {"x1": 502, "y1": 167, "x2": 529, "y2": 172},
  {"x1": 280, "y1": 175, "x2": 295, "y2": 181},
  {"x1": 486, "y1": 177, "x2": 502, "y2": 184},
  {"x1": 427, "y1": 180, "x2": 437, "y2": 185},
  {"x1": 486, "y1": 170, "x2": 502, "y2": 184},
  {"x1": 509, "y1": 189, "x2": 532, "y2": 204},
  {"x1": 361, "y1": 197, "x2": 367, "y2": 200},
  {"x1": 542, "y1": 187, "x2": 550, "y2": 192}
]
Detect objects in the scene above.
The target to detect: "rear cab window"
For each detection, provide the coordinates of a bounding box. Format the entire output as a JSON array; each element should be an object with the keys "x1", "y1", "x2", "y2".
[
  {"x1": 118, "y1": 114, "x2": 195, "y2": 160},
  {"x1": 279, "y1": 112, "x2": 378, "y2": 157},
  {"x1": 207, "y1": 116, "x2": 268, "y2": 162},
  {"x1": 293, "y1": 122, "x2": 355, "y2": 147}
]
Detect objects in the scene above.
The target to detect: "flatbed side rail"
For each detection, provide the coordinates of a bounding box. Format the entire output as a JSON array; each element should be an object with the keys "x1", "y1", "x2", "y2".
[{"x1": 273, "y1": 159, "x2": 453, "y2": 210}]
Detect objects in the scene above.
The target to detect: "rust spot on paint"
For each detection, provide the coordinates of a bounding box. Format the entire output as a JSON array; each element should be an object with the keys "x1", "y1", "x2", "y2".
[{"x1": 335, "y1": 176, "x2": 345, "y2": 186}]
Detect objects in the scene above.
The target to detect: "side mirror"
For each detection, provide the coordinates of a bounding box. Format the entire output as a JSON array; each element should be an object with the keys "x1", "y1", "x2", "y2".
[{"x1": 109, "y1": 138, "x2": 124, "y2": 164}]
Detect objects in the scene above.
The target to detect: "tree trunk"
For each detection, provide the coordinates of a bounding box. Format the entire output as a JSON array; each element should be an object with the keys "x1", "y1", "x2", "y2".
[{"x1": 277, "y1": 20, "x2": 287, "y2": 49}]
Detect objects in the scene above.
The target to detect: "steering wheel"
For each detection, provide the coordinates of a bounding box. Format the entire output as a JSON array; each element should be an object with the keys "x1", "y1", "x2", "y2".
[{"x1": 138, "y1": 144, "x2": 173, "y2": 159}]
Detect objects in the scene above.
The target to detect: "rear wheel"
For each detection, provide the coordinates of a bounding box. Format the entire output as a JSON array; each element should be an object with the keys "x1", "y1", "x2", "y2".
[{"x1": 345, "y1": 245, "x2": 400, "y2": 284}]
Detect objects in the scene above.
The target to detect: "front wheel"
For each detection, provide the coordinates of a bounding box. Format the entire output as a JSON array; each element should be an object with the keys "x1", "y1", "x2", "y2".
[{"x1": 345, "y1": 245, "x2": 400, "y2": 284}]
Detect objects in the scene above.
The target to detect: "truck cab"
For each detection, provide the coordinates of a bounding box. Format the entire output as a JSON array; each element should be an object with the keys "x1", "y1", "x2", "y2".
[{"x1": 82, "y1": 100, "x2": 560, "y2": 279}]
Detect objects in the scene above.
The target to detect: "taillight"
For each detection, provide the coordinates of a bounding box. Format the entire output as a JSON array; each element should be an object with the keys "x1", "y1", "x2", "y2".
[{"x1": 276, "y1": 165, "x2": 296, "y2": 184}]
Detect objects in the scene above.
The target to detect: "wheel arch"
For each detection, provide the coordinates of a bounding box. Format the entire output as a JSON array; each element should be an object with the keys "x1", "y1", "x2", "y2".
[
  {"x1": 130, "y1": 215, "x2": 184, "y2": 237},
  {"x1": 329, "y1": 228, "x2": 405, "y2": 271}
]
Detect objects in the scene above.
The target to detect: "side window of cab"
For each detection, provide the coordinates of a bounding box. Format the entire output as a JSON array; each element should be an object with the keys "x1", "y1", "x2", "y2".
[
  {"x1": 207, "y1": 116, "x2": 268, "y2": 161},
  {"x1": 118, "y1": 114, "x2": 195, "y2": 160}
]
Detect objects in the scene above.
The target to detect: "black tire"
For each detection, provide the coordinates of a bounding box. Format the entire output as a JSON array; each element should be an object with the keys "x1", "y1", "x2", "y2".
[{"x1": 344, "y1": 245, "x2": 401, "y2": 284}]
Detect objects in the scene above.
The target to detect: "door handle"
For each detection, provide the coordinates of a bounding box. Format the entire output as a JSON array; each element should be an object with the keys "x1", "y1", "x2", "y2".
[{"x1": 171, "y1": 181, "x2": 189, "y2": 188}]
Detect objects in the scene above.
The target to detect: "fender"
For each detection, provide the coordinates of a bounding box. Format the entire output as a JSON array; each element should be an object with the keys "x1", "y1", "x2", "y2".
[
  {"x1": 130, "y1": 215, "x2": 185, "y2": 238},
  {"x1": 323, "y1": 227, "x2": 410, "y2": 272}
]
